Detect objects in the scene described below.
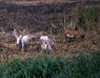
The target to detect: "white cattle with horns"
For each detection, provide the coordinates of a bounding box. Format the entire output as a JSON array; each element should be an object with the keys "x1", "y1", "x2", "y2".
[{"x1": 14, "y1": 29, "x2": 29, "y2": 52}]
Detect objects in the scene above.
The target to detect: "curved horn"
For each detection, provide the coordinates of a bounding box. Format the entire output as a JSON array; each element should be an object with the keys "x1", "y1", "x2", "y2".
[
  {"x1": 14, "y1": 29, "x2": 18, "y2": 38},
  {"x1": 20, "y1": 29, "x2": 25, "y2": 39},
  {"x1": 22, "y1": 29, "x2": 25, "y2": 36}
]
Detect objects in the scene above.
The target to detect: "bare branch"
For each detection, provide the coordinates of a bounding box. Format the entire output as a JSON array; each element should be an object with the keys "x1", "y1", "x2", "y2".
[
  {"x1": 0, "y1": 27, "x2": 5, "y2": 33},
  {"x1": 59, "y1": 20, "x2": 66, "y2": 31},
  {"x1": 50, "y1": 23, "x2": 57, "y2": 28}
]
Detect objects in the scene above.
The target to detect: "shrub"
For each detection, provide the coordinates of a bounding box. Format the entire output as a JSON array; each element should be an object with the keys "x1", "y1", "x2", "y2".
[
  {"x1": 0, "y1": 53, "x2": 100, "y2": 78},
  {"x1": 0, "y1": 60, "x2": 7, "y2": 77},
  {"x1": 75, "y1": 5, "x2": 100, "y2": 32}
]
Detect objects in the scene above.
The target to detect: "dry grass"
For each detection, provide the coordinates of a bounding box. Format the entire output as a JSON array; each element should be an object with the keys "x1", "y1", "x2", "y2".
[
  {"x1": 0, "y1": 30, "x2": 100, "y2": 62},
  {"x1": 0, "y1": 0, "x2": 100, "y2": 62},
  {"x1": 1, "y1": 0, "x2": 96, "y2": 6}
]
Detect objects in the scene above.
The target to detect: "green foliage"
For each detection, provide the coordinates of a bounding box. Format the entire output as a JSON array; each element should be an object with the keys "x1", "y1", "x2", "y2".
[
  {"x1": 75, "y1": 5, "x2": 100, "y2": 31},
  {"x1": 0, "y1": 60, "x2": 7, "y2": 77},
  {"x1": 71, "y1": 53, "x2": 100, "y2": 78},
  {"x1": 0, "y1": 53, "x2": 100, "y2": 78}
]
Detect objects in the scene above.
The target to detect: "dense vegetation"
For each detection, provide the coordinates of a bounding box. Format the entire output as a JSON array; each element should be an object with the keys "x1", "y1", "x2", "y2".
[
  {"x1": 75, "y1": 5, "x2": 100, "y2": 32},
  {"x1": 0, "y1": 52, "x2": 100, "y2": 78}
]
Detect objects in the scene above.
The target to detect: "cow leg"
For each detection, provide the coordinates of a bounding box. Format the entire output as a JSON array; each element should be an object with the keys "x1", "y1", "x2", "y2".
[
  {"x1": 24, "y1": 44, "x2": 28, "y2": 52},
  {"x1": 22, "y1": 44, "x2": 24, "y2": 52}
]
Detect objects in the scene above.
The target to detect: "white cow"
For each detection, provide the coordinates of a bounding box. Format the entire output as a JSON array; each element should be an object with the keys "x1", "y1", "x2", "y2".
[
  {"x1": 41, "y1": 42, "x2": 51, "y2": 54},
  {"x1": 14, "y1": 29, "x2": 29, "y2": 52},
  {"x1": 40, "y1": 36, "x2": 54, "y2": 54},
  {"x1": 40, "y1": 36, "x2": 50, "y2": 44}
]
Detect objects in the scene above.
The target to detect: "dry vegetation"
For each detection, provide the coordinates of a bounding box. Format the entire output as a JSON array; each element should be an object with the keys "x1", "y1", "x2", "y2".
[{"x1": 0, "y1": 0, "x2": 100, "y2": 61}]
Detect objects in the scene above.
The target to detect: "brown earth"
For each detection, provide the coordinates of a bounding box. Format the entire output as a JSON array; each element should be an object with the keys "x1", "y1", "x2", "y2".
[{"x1": 0, "y1": 0, "x2": 100, "y2": 62}]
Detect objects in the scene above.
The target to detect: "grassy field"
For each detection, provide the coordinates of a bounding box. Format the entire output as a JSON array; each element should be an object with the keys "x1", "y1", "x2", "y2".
[
  {"x1": 0, "y1": 52, "x2": 100, "y2": 78},
  {"x1": 0, "y1": 1, "x2": 100, "y2": 77}
]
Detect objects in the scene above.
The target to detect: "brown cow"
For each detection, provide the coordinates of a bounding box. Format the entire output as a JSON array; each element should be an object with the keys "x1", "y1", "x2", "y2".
[{"x1": 64, "y1": 30, "x2": 84, "y2": 42}]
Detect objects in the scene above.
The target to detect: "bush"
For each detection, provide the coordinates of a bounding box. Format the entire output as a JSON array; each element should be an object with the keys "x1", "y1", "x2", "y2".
[
  {"x1": 75, "y1": 5, "x2": 100, "y2": 32},
  {"x1": 0, "y1": 60, "x2": 7, "y2": 77},
  {"x1": 0, "y1": 53, "x2": 100, "y2": 78}
]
